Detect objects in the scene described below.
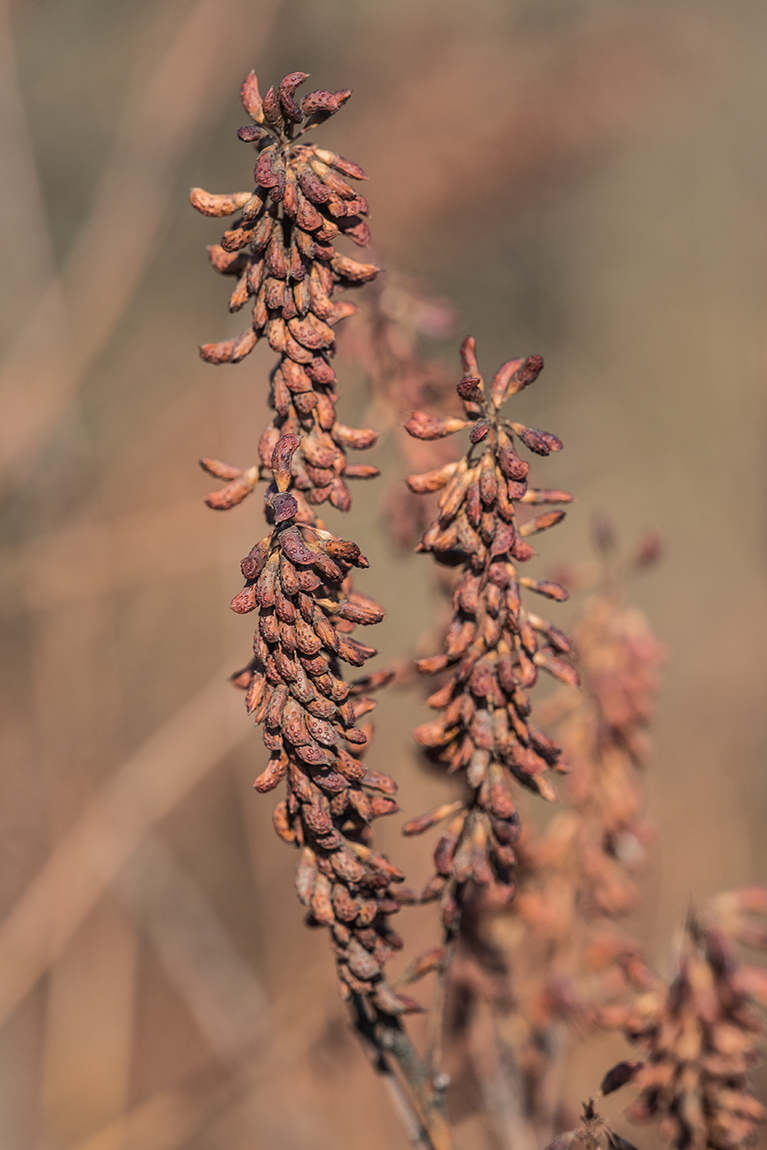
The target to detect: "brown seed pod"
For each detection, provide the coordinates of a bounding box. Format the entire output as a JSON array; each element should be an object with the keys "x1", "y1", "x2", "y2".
[
  {"x1": 190, "y1": 188, "x2": 254, "y2": 217},
  {"x1": 404, "y1": 412, "x2": 471, "y2": 440}
]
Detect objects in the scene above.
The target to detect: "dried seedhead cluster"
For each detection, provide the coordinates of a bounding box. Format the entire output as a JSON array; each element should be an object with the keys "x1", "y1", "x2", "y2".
[
  {"x1": 229, "y1": 435, "x2": 411, "y2": 1011},
  {"x1": 616, "y1": 891, "x2": 767, "y2": 1150},
  {"x1": 497, "y1": 566, "x2": 665, "y2": 1047},
  {"x1": 436, "y1": 559, "x2": 662, "y2": 1145},
  {"x1": 459, "y1": 563, "x2": 665, "y2": 1137},
  {"x1": 194, "y1": 74, "x2": 413, "y2": 1014},
  {"x1": 402, "y1": 338, "x2": 577, "y2": 928},
  {"x1": 193, "y1": 70, "x2": 380, "y2": 515},
  {"x1": 191, "y1": 65, "x2": 767, "y2": 1150}
]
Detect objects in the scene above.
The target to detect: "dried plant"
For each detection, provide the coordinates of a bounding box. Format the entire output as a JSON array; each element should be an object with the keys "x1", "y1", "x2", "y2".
[
  {"x1": 189, "y1": 64, "x2": 766, "y2": 1150},
  {"x1": 192, "y1": 69, "x2": 420, "y2": 1012},
  {"x1": 614, "y1": 890, "x2": 767, "y2": 1150},
  {"x1": 394, "y1": 338, "x2": 577, "y2": 1123},
  {"x1": 192, "y1": 70, "x2": 462, "y2": 1150},
  {"x1": 483, "y1": 542, "x2": 666, "y2": 1133},
  {"x1": 193, "y1": 69, "x2": 380, "y2": 514},
  {"x1": 403, "y1": 338, "x2": 576, "y2": 922},
  {"x1": 412, "y1": 541, "x2": 662, "y2": 1148}
]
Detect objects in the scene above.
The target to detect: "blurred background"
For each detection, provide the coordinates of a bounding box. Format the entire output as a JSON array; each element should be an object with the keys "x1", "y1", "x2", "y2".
[{"x1": 0, "y1": 0, "x2": 766, "y2": 1146}]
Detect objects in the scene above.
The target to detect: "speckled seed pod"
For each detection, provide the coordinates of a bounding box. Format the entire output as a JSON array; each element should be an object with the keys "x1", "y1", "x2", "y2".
[
  {"x1": 229, "y1": 434, "x2": 414, "y2": 1014},
  {"x1": 402, "y1": 337, "x2": 578, "y2": 926},
  {"x1": 192, "y1": 71, "x2": 380, "y2": 511}
]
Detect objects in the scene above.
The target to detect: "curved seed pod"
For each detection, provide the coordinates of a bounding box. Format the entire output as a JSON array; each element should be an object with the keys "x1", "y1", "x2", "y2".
[
  {"x1": 278, "y1": 71, "x2": 309, "y2": 123},
  {"x1": 240, "y1": 71, "x2": 264, "y2": 121},
  {"x1": 405, "y1": 412, "x2": 471, "y2": 440},
  {"x1": 190, "y1": 188, "x2": 254, "y2": 217}
]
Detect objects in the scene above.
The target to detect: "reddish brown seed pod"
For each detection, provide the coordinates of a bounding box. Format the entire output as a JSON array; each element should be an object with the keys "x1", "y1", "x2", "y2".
[
  {"x1": 206, "y1": 245, "x2": 247, "y2": 275},
  {"x1": 510, "y1": 423, "x2": 564, "y2": 456},
  {"x1": 262, "y1": 85, "x2": 283, "y2": 128},
  {"x1": 404, "y1": 412, "x2": 471, "y2": 440},
  {"x1": 271, "y1": 433, "x2": 300, "y2": 492},
  {"x1": 278, "y1": 71, "x2": 309, "y2": 123},
  {"x1": 314, "y1": 148, "x2": 368, "y2": 181},
  {"x1": 240, "y1": 70, "x2": 264, "y2": 121},
  {"x1": 301, "y1": 89, "x2": 339, "y2": 115},
  {"x1": 190, "y1": 188, "x2": 254, "y2": 217},
  {"x1": 329, "y1": 254, "x2": 379, "y2": 283}
]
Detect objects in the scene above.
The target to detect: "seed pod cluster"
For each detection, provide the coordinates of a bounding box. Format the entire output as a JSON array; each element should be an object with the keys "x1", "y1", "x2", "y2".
[
  {"x1": 192, "y1": 71, "x2": 380, "y2": 511},
  {"x1": 619, "y1": 896, "x2": 767, "y2": 1150},
  {"x1": 468, "y1": 574, "x2": 664, "y2": 1136},
  {"x1": 231, "y1": 435, "x2": 412, "y2": 1011},
  {"x1": 403, "y1": 337, "x2": 577, "y2": 923}
]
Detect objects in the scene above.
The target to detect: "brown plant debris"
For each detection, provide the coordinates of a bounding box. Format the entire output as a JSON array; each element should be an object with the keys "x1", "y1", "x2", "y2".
[
  {"x1": 614, "y1": 891, "x2": 767, "y2": 1150},
  {"x1": 229, "y1": 433, "x2": 412, "y2": 1013},
  {"x1": 192, "y1": 71, "x2": 380, "y2": 510},
  {"x1": 403, "y1": 337, "x2": 577, "y2": 928},
  {"x1": 545, "y1": 1091, "x2": 642, "y2": 1150}
]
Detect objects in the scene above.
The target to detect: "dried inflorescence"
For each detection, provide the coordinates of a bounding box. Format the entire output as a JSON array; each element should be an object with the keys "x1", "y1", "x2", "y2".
[
  {"x1": 505, "y1": 568, "x2": 665, "y2": 992},
  {"x1": 464, "y1": 568, "x2": 665, "y2": 1135},
  {"x1": 194, "y1": 74, "x2": 414, "y2": 1015},
  {"x1": 228, "y1": 433, "x2": 412, "y2": 1012},
  {"x1": 402, "y1": 337, "x2": 577, "y2": 926},
  {"x1": 193, "y1": 71, "x2": 380, "y2": 512},
  {"x1": 616, "y1": 891, "x2": 767, "y2": 1150},
  {"x1": 434, "y1": 562, "x2": 662, "y2": 1145}
]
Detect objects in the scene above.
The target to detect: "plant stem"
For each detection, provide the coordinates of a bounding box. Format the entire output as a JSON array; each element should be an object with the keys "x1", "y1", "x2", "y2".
[
  {"x1": 424, "y1": 935, "x2": 456, "y2": 1090},
  {"x1": 352, "y1": 996, "x2": 456, "y2": 1150}
]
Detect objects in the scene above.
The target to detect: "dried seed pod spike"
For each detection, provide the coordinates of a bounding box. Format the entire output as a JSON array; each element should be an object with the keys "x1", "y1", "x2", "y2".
[
  {"x1": 406, "y1": 337, "x2": 574, "y2": 925},
  {"x1": 197, "y1": 69, "x2": 381, "y2": 512}
]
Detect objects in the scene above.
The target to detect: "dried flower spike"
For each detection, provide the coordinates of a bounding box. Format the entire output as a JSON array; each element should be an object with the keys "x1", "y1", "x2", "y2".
[
  {"x1": 438, "y1": 552, "x2": 663, "y2": 1148},
  {"x1": 192, "y1": 70, "x2": 380, "y2": 511},
  {"x1": 194, "y1": 74, "x2": 409, "y2": 1017},
  {"x1": 230, "y1": 434, "x2": 412, "y2": 1013},
  {"x1": 405, "y1": 338, "x2": 577, "y2": 924}
]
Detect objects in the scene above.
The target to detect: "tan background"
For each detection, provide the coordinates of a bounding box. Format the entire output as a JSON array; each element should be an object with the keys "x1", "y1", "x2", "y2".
[{"x1": 0, "y1": 0, "x2": 766, "y2": 1147}]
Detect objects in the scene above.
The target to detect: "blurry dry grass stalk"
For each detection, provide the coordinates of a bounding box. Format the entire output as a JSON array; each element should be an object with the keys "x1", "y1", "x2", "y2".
[
  {"x1": 0, "y1": 0, "x2": 282, "y2": 489},
  {"x1": 0, "y1": 664, "x2": 246, "y2": 1029}
]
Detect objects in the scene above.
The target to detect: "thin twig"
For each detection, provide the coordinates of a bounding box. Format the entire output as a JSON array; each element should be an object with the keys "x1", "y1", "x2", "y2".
[
  {"x1": 351, "y1": 996, "x2": 433, "y2": 1148},
  {"x1": 376, "y1": 1018, "x2": 456, "y2": 1150}
]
